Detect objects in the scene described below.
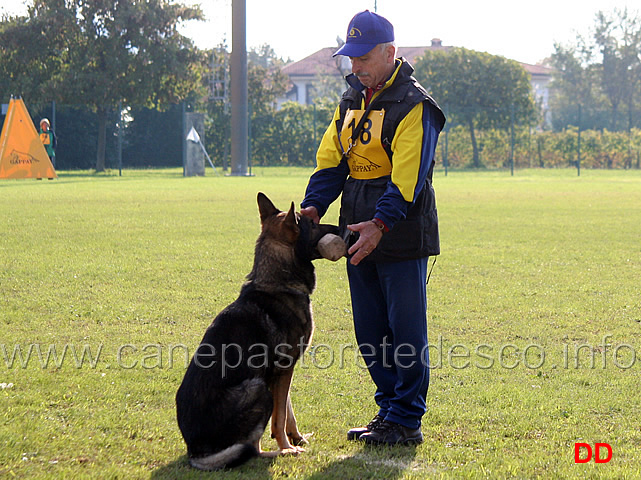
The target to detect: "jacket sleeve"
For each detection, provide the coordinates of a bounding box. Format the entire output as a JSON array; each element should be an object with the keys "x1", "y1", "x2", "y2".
[
  {"x1": 301, "y1": 106, "x2": 349, "y2": 219},
  {"x1": 374, "y1": 101, "x2": 441, "y2": 230}
]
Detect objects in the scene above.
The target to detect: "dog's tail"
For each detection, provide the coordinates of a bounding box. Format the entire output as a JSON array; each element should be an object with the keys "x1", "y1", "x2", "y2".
[{"x1": 189, "y1": 443, "x2": 258, "y2": 471}]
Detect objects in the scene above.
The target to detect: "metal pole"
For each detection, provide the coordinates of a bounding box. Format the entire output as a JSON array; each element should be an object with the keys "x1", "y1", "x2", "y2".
[
  {"x1": 444, "y1": 129, "x2": 448, "y2": 177},
  {"x1": 230, "y1": 0, "x2": 249, "y2": 176},
  {"x1": 313, "y1": 103, "x2": 317, "y2": 148},
  {"x1": 118, "y1": 100, "x2": 123, "y2": 176},
  {"x1": 51, "y1": 100, "x2": 56, "y2": 169},
  {"x1": 510, "y1": 103, "x2": 515, "y2": 176},
  {"x1": 51, "y1": 100, "x2": 56, "y2": 133},
  {"x1": 577, "y1": 103, "x2": 581, "y2": 177},
  {"x1": 443, "y1": 105, "x2": 449, "y2": 176},
  {"x1": 248, "y1": 102, "x2": 252, "y2": 176},
  {"x1": 182, "y1": 102, "x2": 186, "y2": 176},
  {"x1": 198, "y1": 140, "x2": 217, "y2": 172}
]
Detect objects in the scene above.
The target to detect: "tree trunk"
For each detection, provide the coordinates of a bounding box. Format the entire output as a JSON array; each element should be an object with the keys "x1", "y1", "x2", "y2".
[
  {"x1": 468, "y1": 117, "x2": 481, "y2": 168},
  {"x1": 95, "y1": 107, "x2": 107, "y2": 172}
]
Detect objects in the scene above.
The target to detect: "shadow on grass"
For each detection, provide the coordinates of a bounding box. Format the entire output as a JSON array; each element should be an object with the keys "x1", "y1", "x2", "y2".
[
  {"x1": 152, "y1": 445, "x2": 418, "y2": 479},
  {"x1": 151, "y1": 454, "x2": 273, "y2": 480},
  {"x1": 306, "y1": 444, "x2": 419, "y2": 480}
]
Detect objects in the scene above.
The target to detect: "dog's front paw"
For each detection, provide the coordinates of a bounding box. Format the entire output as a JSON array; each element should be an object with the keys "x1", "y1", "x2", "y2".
[
  {"x1": 289, "y1": 431, "x2": 313, "y2": 446},
  {"x1": 280, "y1": 446, "x2": 305, "y2": 456}
]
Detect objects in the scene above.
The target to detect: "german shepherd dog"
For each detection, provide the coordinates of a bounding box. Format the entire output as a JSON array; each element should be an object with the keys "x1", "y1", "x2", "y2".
[{"x1": 175, "y1": 192, "x2": 339, "y2": 470}]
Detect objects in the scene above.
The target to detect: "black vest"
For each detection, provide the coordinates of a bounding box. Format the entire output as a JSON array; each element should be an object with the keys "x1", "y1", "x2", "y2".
[{"x1": 337, "y1": 59, "x2": 445, "y2": 262}]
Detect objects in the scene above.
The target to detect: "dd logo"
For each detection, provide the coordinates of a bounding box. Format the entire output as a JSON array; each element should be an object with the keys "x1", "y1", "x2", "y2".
[{"x1": 575, "y1": 443, "x2": 612, "y2": 463}]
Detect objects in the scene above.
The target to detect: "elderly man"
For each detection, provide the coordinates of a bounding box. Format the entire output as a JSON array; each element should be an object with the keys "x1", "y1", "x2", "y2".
[{"x1": 301, "y1": 10, "x2": 445, "y2": 445}]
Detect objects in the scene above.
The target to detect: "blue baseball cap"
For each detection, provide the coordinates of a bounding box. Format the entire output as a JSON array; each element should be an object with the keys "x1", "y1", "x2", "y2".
[{"x1": 333, "y1": 10, "x2": 395, "y2": 58}]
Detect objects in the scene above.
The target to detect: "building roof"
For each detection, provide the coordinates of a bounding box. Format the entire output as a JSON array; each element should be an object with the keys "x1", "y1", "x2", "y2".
[
  {"x1": 520, "y1": 62, "x2": 555, "y2": 77},
  {"x1": 282, "y1": 47, "x2": 342, "y2": 76},
  {"x1": 396, "y1": 43, "x2": 451, "y2": 64},
  {"x1": 282, "y1": 41, "x2": 553, "y2": 79},
  {"x1": 281, "y1": 40, "x2": 452, "y2": 79}
]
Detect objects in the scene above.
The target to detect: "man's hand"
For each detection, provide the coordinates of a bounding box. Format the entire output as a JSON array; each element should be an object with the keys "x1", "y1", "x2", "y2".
[
  {"x1": 300, "y1": 206, "x2": 320, "y2": 224},
  {"x1": 347, "y1": 220, "x2": 383, "y2": 266}
]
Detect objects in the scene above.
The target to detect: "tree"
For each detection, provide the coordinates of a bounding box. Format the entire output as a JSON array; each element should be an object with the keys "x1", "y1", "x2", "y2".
[
  {"x1": 548, "y1": 40, "x2": 603, "y2": 130},
  {"x1": 549, "y1": 8, "x2": 641, "y2": 132},
  {"x1": 593, "y1": 8, "x2": 641, "y2": 131},
  {"x1": 0, "y1": 0, "x2": 206, "y2": 171},
  {"x1": 246, "y1": 45, "x2": 289, "y2": 165},
  {"x1": 414, "y1": 47, "x2": 536, "y2": 167},
  {"x1": 0, "y1": 2, "x2": 72, "y2": 100},
  {"x1": 204, "y1": 44, "x2": 290, "y2": 170},
  {"x1": 247, "y1": 43, "x2": 289, "y2": 115}
]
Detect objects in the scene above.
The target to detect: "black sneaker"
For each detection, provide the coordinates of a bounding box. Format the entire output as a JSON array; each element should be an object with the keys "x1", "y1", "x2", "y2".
[
  {"x1": 360, "y1": 419, "x2": 423, "y2": 446},
  {"x1": 347, "y1": 414, "x2": 385, "y2": 441}
]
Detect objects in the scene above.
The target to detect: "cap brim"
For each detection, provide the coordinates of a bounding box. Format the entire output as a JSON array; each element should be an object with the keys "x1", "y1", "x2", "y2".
[{"x1": 332, "y1": 42, "x2": 377, "y2": 58}]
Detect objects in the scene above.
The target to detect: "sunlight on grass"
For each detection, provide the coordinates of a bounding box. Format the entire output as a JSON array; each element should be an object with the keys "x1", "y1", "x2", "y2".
[{"x1": 1, "y1": 168, "x2": 640, "y2": 478}]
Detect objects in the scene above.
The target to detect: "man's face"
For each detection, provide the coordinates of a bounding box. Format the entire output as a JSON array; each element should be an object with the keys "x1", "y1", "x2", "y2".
[
  {"x1": 41, "y1": 123, "x2": 49, "y2": 131},
  {"x1": 349, "y1": 44, "x2": 395, "y2": 88}
]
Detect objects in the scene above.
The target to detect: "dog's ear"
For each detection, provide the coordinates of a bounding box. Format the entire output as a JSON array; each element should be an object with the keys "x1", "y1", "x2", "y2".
[
  {"x1": 280, "y1": 201, "x2": 299, "y2": 242},
  {"x1": 257, "y1": 192, "x2": 279, "y2": 222},
  {"x1": 284, "y1": 202, "x2": 298, "y2": 226}
]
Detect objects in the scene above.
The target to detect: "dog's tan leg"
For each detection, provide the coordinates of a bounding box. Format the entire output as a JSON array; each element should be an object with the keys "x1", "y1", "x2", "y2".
[
  {"x1": 270, "y1": 369, "x2": 303, "y2": 454},
  {"x1": 285, "y1": 394, "x2": 309, "y2": 446}
]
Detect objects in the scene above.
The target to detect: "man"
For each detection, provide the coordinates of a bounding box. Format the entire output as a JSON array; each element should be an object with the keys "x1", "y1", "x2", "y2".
[
  {"x1": 39, "y1": 118, "x2": 56, "y2": 167},
  {"x1": 300, "y1": 10, "x2": 445, "y2": 445}
]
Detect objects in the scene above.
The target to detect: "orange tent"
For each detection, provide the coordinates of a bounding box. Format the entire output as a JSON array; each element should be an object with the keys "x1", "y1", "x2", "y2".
[{"x1": 0, "y1": 98, "x2": 57, "y2": 179}]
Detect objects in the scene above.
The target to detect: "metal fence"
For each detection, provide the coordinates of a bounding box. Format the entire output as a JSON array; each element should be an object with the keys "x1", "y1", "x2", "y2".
[
  {"x1": 3, "y1": 100, "x2": 640, "y2": 173},
  {"x1": 23, "y1": 102, "x2": 184, "y2": 171}
]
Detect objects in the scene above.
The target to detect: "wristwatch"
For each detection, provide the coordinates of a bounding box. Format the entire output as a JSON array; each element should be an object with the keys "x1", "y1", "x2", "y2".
[{"x1": 371, "y1": 218, "x2": 387, "y2": 233}]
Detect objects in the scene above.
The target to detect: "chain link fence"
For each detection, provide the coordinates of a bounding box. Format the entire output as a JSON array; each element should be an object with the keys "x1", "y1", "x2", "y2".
[{"x1": 3, "y1": 100, "x2": 640, "y2": 173}]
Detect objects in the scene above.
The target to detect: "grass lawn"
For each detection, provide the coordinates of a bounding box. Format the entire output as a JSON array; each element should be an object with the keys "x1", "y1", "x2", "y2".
[{"x1": 1, "y1": 167, "x2": 640, "y2": 479}]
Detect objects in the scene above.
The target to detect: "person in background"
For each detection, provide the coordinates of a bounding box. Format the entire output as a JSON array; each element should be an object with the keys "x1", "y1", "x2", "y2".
[
  {"x1": 39, "y1": 118, "x2": 56, "y2": 167},
  {"x1": 300, "y1": 10, "x2": 446, "y2": 445}
]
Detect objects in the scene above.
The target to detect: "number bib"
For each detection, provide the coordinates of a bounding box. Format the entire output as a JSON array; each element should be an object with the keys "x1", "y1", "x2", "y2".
[
  {"x1": 40, "y1": 133, "x2": 50, "y2": 145},
  {"x1": 339, "y1": 109, "x2": 392, "y2": 179}
]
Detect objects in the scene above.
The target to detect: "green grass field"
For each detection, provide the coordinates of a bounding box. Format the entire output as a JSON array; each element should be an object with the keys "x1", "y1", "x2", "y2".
[{"x1": 1, "y1": 168, "x2": 640, "y2": 479}]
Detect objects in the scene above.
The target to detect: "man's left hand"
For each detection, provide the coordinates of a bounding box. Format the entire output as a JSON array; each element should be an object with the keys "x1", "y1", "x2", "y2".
[{"x1": 347, "y1": 221, "x2": 383, "y2": 266}]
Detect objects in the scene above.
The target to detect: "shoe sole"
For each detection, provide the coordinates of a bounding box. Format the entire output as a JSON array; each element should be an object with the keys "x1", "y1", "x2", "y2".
[
  {"x1": 347, "y1": 429, "x2": 369, "y2": 441},
  {"x1": 363, "y1": 436, "x2": 424, "y2": 446}
]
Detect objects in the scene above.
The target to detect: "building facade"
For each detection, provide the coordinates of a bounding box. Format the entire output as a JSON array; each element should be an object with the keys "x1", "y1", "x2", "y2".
[{"x1": 278, "y1": 39, "x2": 553, "y2": 122}]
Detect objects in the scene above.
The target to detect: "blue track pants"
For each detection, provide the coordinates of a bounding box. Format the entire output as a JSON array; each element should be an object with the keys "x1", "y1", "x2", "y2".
[{"x1": 346, "y1": 257, "x2": 430, "y2": 430}]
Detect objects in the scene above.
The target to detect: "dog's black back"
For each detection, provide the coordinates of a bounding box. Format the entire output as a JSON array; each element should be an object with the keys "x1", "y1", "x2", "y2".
[{"x1": 175, "y1": 193, "x2": 338, "y2": 469}]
